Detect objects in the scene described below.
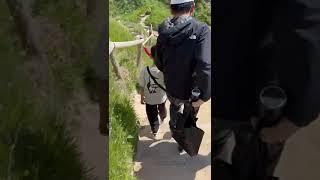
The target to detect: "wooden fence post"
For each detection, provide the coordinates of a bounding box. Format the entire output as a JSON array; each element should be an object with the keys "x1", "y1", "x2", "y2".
[
  {"x1": 109, "y1": 52, "x2": 123, "y2": 80},
  {"x1": 148, "y1": 24, "x2": 153, "y2": 46},
  {"x1": 136, "y1": 44, "x2": 143, "y2": 68},
  {"x1": 136, "y1": 35, "x2": 143, "y2": 67}
]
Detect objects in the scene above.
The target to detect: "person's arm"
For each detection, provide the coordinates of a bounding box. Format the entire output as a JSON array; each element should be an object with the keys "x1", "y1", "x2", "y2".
[
  {"x1": 154, "y1": 37, "x2": 165, "y2": 72},
  {"x1": 154, "y1": 44, "x2": 163, "y2": 72},
  {"x1": 140, "y1": 87, "x2": 145, "y2": 104},
  {"x1": 272, "y1": 1, "x2": 320, "y2": 127},
  {"x1": 193, "y1": 24, "x2": 211, "y2": 102}
]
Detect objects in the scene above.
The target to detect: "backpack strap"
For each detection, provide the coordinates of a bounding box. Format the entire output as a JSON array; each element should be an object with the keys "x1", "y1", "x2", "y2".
[{"x1": 147, "y1": 66, "x2": 167, "y2": 92}]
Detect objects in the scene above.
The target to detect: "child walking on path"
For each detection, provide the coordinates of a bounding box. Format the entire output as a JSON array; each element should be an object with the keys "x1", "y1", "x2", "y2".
[{"x1": 139, "y1": 46, "x2": 167, "y2": 136}]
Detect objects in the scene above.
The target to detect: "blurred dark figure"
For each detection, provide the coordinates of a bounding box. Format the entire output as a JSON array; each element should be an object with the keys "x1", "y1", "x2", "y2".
[
  {"x1": 92, "y1": 22, "x2": 108, "y2": 136},
  {"x1": 213, "y1": 0, "x2": 320, "y2": 179}
]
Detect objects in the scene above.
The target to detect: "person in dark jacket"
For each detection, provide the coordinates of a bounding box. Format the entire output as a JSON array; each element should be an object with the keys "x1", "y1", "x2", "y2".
[
  {"x1": 155, "y1": 0, "x2": 211, "y2": 151},
  {"x1": 92, "y1": 22, "x2": 108, "y2": 136},
  {"x1": 213, "y1": 0, "x2": 320, "y2": 179}
]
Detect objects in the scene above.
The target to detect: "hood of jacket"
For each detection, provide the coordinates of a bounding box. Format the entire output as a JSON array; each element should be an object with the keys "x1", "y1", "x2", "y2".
[{"x1": 158, "y1": 15, "x2": 195, "y2": 46}]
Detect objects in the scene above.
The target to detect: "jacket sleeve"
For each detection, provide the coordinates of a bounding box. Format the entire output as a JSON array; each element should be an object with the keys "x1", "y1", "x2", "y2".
[
  {"x1": 273, "y1": 1, "x2": 320, "y2": 127},
  {"x1": 194, "y1": 25, "x2": 211, "y2": 102},
  {"x1": 154, "y1": 39, "x2": 164, "y2": 72}
]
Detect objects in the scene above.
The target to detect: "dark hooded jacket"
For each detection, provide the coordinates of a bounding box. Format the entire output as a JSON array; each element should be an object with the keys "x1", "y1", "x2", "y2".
[
  {"x1": 213, "y1": 0, "x2": 320, "y2": 127},
  {"x1": 155, "y1": 16, "x2": 211, "y2": 101},
  {"x1": 92, "y1": 22, "x2": 108, "y2": 80}
]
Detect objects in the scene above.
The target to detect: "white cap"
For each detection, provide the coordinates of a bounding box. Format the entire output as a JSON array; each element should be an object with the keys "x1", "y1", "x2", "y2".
[{"x1": 170, "y1": 0, "x2": 194, "y2": 5}]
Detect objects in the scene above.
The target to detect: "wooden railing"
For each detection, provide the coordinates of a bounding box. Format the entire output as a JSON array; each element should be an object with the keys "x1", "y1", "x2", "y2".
[{"x1": 109, "y1": 25, "x2": 155, "y2": 80}]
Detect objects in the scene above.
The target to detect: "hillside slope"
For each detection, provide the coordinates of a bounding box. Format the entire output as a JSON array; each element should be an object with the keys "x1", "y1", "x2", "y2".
[{"x1": 0, "y1": 0, "x2": 106, "y2": 179}]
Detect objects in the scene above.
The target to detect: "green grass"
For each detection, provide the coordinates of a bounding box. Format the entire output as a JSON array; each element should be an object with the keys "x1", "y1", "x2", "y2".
[
  {"x1": 0, "y1": 1, "x2": 97, "y2": 179},
  {"x1": 145, "y1": 2, "x2": 170, "y2": 28},
  {"x1": 0, "y1": 33, "x2": 92, "y2": 180},
  {"x1": 32, "y1": 0, "x2": 97, "y2": 98},
  {"x1": 110, "y1": 18, "x2": 148, "y2": 91},
  {"x1": 109, "y1": 18, "x2": 140, "y2": 180},
  {"x1": 194, "y1": 1, "x2": 211, "y2": 25},
  {"x1": 111, "y1": 0, "x2": 211, "y2": 29},
  {"x1": 109, "y1": 19, "x2": 134, "y2": 42},
  {"x1": 109, "y1": 16, "x2": 156, "y2": 180},
  {"x1": 120, "y1": 0, "x2": 169, "y2": 29},
  {"x1": 109, "y1": 73, "x2": 138, "y2": 180}
]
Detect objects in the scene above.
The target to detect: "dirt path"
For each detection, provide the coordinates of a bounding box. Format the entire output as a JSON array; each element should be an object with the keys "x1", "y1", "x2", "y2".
[
  {"x1": 133, "y1": 94, "x2": 211, "y2": 180},
  {"x1": 139, "y1": 14, "x2": 159, "y2": 36},
  {"x1": 67, "y1": 89, "x2": 107, "y2": 180},
  {"x1": 18, "y1": 4, "x2": 107, "y2": 179},
  {"x1": 140, "y1": 15, "x2": 150, "y2": 29}
]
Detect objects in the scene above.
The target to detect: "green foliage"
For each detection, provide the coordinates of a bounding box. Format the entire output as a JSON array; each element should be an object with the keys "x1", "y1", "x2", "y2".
[
  {"x1": 110, "y1": 18, "x2": 141, "y2": 91},
  {"x1": 109, "y1": 19, "x2": 134, "y2": 42},
  {"x1": 0, "y1": 49, "x2": 92, "y2": 180},
  {"x1": 12, "y1": 121, "x2": 93, "y2": 180},
  {"x1": 120, "y1": 0, "x2": 169, "y2": 29},
  {"x1": 110, "y1": 0, "x2": 145, "y2": 15},
  {"x1": 0, "y1": 0, "x2": 97, "y2": 179},
  {"x1": 144, "y1": 1, "x2": 170, "y2": 28},
  {"x1": 194, "y1": 1, "x2": 211, "y2": 25},
  {"x1": 109, "y1": 19, "x2": 139, "y2": 180},
  {"x1": 109, "y1": 74, "x2": 138, "y2": 180},
  {"x1": 32, "y1": 0, "x2": 96, "y2": 97},
  {"x1": 111, "y1": 0, "x2": 211, "y2": 29}
]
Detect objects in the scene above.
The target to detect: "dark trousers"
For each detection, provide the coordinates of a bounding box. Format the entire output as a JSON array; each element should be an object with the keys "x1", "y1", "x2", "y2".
[
  {"x1": 167, "y1": 96, "x2": 200, "y2": 129},
  {"x1": 146, "y1": 102, "x2": 167, "y2": 133},
  {"x1": 213, "y1": 118, "x2": 285, "y2": 179}
]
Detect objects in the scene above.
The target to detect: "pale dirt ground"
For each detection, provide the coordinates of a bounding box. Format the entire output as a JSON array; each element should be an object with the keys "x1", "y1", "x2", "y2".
[
  {"x1": 133, "y1": 94, "x2": 212, "y2": 180},
  {"x1": 132, "y1": 92, "x2": 320, "y2": 180},
  {"x1": 68, "y1": 90, "x2": 107, "y2": 180},
  {"x1": 69, "y1": 88, "x2": 320, "y2": 180}
]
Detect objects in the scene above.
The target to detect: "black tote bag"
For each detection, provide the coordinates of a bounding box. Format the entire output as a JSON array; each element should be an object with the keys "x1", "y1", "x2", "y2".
[
  {"x1": 170, "y1": 112, "x2": 204, "y2": 157},
  {"x1": 146, "y1": 67, "x2": 205, "y2": 157},
  {"x1": 170, "y1": 103, "x2": 204, "y2": 157}
]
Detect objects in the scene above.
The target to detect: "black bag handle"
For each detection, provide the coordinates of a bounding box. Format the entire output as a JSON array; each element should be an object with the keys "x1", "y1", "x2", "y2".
[{"x1": 147, "y1": 66, "x2": 167, "y2": 92}]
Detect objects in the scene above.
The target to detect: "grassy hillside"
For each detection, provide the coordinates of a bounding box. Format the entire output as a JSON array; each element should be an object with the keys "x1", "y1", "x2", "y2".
[
  {"x1": 0, "y1": 0, "x2": 100, "y2": 179},
  {"x1": 109, "y1": 18, "x2": 139, "y2": 180},
  {"x1": 108, "y1": 0, "x2": 211, "y2": 179},
  {"x1": 110, "y1": 0, "x2": 211, "y2": 29}
]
